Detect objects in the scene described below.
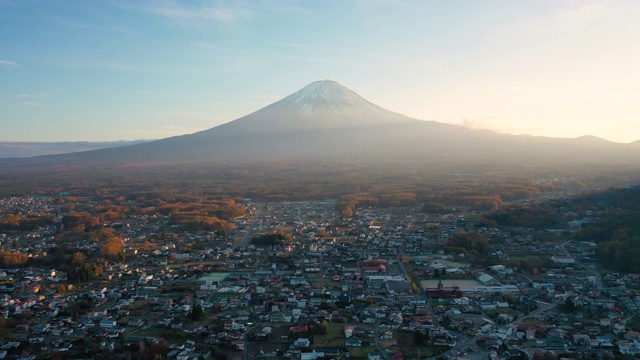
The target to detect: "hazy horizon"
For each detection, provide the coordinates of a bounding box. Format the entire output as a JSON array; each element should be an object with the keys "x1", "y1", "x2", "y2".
[{"x1": 2, "y1": 1, "x2": 640, "y2": 143}]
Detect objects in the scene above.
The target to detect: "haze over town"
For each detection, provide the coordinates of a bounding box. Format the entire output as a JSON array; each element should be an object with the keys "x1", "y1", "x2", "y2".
[{"x1": 2, "y1": 1, "x2": 640, "y2": 143}]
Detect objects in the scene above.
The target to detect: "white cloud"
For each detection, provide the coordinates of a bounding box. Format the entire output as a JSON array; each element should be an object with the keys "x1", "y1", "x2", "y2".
[
  {"x1": 49, "y1": 15, "x2": 130, "y2": 33},
  {"x1": 116, "y1": 0, "x2": 254, "y2": 25},
  {"x1": 0, "y1": 60, "x2": 20, "y2": 68},
  {"x1": 44, "y1": 57, "x2": 205, "y2": 75},
  {"x1": 516, "y1": 2, "x2": 618, "y2": 35},
  {"x1": 454, "y1": 115, "x2": 546, "y2": 136},
  {"x1": 137, "y1": 90, "x2": 215, "y2": 98},
  {"x1": 0, "y1": 93, "x2": 47, "y2": 108},
  {"x1": 0, "y1": 93, "x2": 47, "y2": 98}
]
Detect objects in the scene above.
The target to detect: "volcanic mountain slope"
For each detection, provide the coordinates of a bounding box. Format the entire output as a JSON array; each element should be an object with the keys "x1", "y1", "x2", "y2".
[{"x1": 2, "y1": 80, "x2": 639, "y2": 166}]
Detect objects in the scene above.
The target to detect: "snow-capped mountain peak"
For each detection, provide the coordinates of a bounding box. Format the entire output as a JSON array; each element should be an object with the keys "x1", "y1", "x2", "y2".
[
  {"x1": 265, "y1": 79, "x2": 387, "y2": 116},
  {"x1": 207, "y1": 80, "x2": 417, "y2": 135}
]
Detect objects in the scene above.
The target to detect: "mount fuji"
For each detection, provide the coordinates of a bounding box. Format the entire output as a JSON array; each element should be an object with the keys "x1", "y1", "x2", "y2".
[
  {"x1": 2, "y1": 80, "x2": 639, "y2": 167},
  {"x1": 197, "y1": 79, "x2": 418, "y2": 136}
]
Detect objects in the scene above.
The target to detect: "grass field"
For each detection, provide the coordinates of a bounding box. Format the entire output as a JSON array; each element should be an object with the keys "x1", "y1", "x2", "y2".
[
  {"x1": 348, "y1": 346, "x2": 377, "y2": 357},
  {"x1": 312, "y1": 323, "x2": 346, "y2": 348}
]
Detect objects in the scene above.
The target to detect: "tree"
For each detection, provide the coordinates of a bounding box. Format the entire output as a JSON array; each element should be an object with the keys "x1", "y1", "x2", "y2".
[
  {"x1": 0, "y1": 250, "x2": 29, "y2": 267},
  {"x1": 190, "y1": 304, "x2": 204, "y2": 321},
  {"x1": 147, "y1": 341, "x2": 168, "y2": 360},
  {"x1": 321, "y1": 319, "x2": 329, "y2": 331},
  {"x1": 100, "y1": 237, "x2": 124, "y2": 258},
  {"x1": 561, "y1": 297, "x2": 577, "y2": 313},
  {"x1": 415, "y1": 330, "x2": 430, "y2": 345},
  {"x1": 0, "y1": 316, "x2": 7, "y2": 337},
  {"x1": 71, "y1": 251, "x2": 86, "y2": 265}
]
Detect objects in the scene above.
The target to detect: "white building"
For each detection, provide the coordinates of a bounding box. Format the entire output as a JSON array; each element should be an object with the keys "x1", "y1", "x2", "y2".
[{"x1": 551, "y1": 255, "x2": 575, "y2": 264}]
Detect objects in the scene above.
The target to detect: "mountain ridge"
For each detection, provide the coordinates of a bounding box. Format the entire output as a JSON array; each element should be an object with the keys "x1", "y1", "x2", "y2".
[
  {"x1": 1, "y1": 80, "x2": 639, "y2": 167},
  {"x1": 0, "y1": 140, "x2": 151, "y2": 159}
]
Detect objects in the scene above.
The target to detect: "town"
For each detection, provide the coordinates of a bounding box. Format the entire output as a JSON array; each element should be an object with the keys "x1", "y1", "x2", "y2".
[{"x1": 0, "y1": 194, "x2": 639, "y2": 360}]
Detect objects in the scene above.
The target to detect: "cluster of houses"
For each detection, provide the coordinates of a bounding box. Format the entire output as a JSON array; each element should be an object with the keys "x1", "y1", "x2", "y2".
[{"x1": 2, "y1": 195, "x2": 640, "y2": 360}]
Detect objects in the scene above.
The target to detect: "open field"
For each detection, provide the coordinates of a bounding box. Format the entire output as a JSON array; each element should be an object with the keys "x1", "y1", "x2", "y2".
[{"x1": 313, "y1": 323, "x2": 346, "y2": 348}]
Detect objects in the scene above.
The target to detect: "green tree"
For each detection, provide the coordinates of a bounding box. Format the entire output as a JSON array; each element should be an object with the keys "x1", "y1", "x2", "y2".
[
  {"x1": 561, "y1": 297, "x2": 577, "y2": 313},
  {"x1": 434, "y1": 269, "x2": 441, "y2": 278},
  {"x1": 415, "y1": 330, "x2": 430, "y2": 345},
  {"x1": 190, "y1": 304, "x2": 204, "y2": 321}
]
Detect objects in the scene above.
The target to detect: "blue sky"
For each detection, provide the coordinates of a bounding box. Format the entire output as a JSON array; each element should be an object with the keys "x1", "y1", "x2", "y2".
[{"x1": 1, "y1": 0, "x2": 639, "y2": 142}]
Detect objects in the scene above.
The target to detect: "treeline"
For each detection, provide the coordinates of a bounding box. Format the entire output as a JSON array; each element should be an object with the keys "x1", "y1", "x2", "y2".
[
  {"x1": 68, "y1": 262, "x2": 104, "y2": 282},
  {"x1": 173, "y1": 215, "x2": 233, "y2": 232},
  {"x1": 419, "y1": 184, "x2": 547, "y2": 211},
  {"x1": 0, "y1": 249, "x2": 30, "y2": 267},
  {"x1": 0, "y1": 247, "x2": 92, "y2": 273},
  {"x1": 62, "y1": 212, "x2": 102, "y2": 231},
  {"x1": 440, "y1": 233, "x2": 492, "y2": 264},
  {"x1": 578, "y1": 212, "x2": 640, "y2": 272},
  {"x1": 338, "y1": 192, "x2": 417, "y2": 217},
  {"x1": 484, "y1": 205, "x2": 559, "y2": 229},
  {"x1": 0, "y1": 245, "x2": 109, "y2": 282},
  {"x1": 489, "y1": 184, "x2": 640, "y2": 272},
  {"x1": 471, "y1": 185, "x2": 640, "y2": 271},
  {"x1": 479, "y1": 185, "x2": 640, "y2": 231},
  {"x1": 152, "y1": 196, "x2": 245, "y2": 231},
  {"x1": 579, "y1": 185, "x2": 640, "y2": 211},
  {"x1": 251, "y1": 233, "x2": 291, "y2": 246},
  {"x1": 336, "y1": 182, "x2": 556, "y2": 217},
  {"x1": 577, "y1": 213, "x2": 640, "y2": 243},
  {"x1": 1, "y1": 193, "x2": 247, "y2": 236},
  {"x1": 0, "y1": 214, "x2": 56, "y2": 231},
  {"x1": 595, "y1": 235, "x2": 640, "y2": 273}
]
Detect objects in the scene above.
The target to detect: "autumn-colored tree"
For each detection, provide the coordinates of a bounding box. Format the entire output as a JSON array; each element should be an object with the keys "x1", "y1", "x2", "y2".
[
  {"x1": 147, "y1": 341, "x2": 169, "y2": 360},
  {"x1": 57, "y1": 284, "x2": 67, "y2": 294},
  {"x1": 62, "y1": 212, "x2": 100, "y2": 230},
  {"x1": 341, "y1": 206, "x2": 354, "y2": 218},
  {"x1": 90, "y1": 228, "x2": 118, "y2": 242},
  {"x1": 100, "y1": 210, "x2": 123, "y2": 222},
  {"x1": 140, "y1": 241, "x2": 156, "y2": 251},
  {"x1": 0, "y1": 250, "x2": 29, "y2": 267},
  {"x1": 71, "y1": 251, "x2": 86, "y2": 265},
  {"x1": 100, "y1": 238, "x2": 124, "y2": 258}
]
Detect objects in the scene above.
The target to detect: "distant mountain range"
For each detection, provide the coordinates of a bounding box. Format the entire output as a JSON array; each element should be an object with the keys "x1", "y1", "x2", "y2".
[
  {"x1": 0, "y1": 140, "x2": 150, "y2": 158},
  {"x1": 2, "y1": 80, "x2": 639, "y2": 168}
]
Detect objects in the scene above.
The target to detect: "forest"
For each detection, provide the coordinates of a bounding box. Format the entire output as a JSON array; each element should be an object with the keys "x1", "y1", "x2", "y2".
[
  {"x1": 484, "y1": 206, "x2": 559, "y2": 230},
  {"x1": 0, "y1": 159, "x2": 636, "y2": 209},
  {"x1": 485, "y1": 184, "x2": 640, "y2": 272},
  {"x1": 439, "y1": 233, "x2": 493, "y2": 265},
  {"x1": 571, "y1": 186, "x2": 640, "y2": 272},
  {"x1": 590, "y1": 213, "x2": 640, "y2": 272},
  {"x1": 0, "y1": 193, "x2": 246, "y2": 234}
]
